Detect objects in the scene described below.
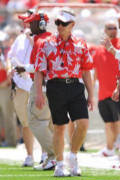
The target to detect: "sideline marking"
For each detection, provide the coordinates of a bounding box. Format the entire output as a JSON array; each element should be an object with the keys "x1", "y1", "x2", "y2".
[
  {"x1": 0, "y1": 167, "x2": 33, "y2": 170},
  {"x1": 0, "y1": 174, "x2": 52, "y2": 177},
  {"x1": 0, "y1": 174, "x2": 114, "y2": 179}
]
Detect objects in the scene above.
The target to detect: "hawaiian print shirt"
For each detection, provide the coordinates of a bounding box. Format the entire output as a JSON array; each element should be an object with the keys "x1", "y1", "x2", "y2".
[{"x1": 35, "y1": 33, "x2": 93, "y2": 80}]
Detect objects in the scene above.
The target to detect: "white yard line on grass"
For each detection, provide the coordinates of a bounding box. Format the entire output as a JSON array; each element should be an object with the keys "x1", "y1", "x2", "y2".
[
  {"x1": 0, "y1": 149, "x2": 120, "y2": 170},
  {"x1": 0, "y1": 167, "x2": 33, "y2": 170},
  {"x1": 0, "y1": 174, "x2": 114, "y2": 179},
  {"x1": 0, "y1": 175, "x2": 52, "y2": 177},
  {"x1": 88, "y1": 129, "x2": 104, "y2": 134}
]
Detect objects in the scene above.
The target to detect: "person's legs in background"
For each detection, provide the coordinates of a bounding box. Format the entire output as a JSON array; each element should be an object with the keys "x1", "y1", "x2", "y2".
[
  {"x1": 13, "y1": 88, "x2": 34, "y2": 166},
  {"x1": 16, "y1": 116, "x2": 24, "y2": 144},
  {"x1": 0, "y1": 86, "x2": 17, "y2": 147},
  {"x1": 105, "y1": 122, "x2": 117, "y2": 150},
  {"x1": 97, "y1": 98, "x2": 120, "y2": 156},
  {"x1": 28, "y1": 84, "x2": 55, "y2": 170},
  {"x1": 112, "y1": 121, "x2": 120, "y2": 150},
  {"x1": 0, "y1": 108, "x2": 5, "y2": 145}
]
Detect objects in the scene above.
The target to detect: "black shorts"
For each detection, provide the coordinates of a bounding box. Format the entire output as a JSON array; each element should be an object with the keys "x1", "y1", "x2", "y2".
[
  {"x1": 46, "y1": 80, "x2": 88, "y2": 125},
  {"x1": 98, "y1": 97, "x2": 120, "y2": 123}
]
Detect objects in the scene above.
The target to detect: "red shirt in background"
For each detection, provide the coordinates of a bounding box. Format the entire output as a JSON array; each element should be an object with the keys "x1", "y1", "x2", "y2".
[
  {"x1": 93, "y1": 38, "x2": 120, "y2": 101},
  {"x1": 82, "y1": 0, "x2": 102, "y2": 3},
  {"x1": 0, "y1": 56, "x2": 7, "y2": 83},
  {"x1": 0, "y1": 0, "x2": 9, "y2": 5},
  {"x1": 0, "y1": 69, "x2": 7, "y2": 83},
  {"x1": 89, "y1": 44, "x2": 98, "y2": 58},
  {"x1": 56, "y1": 0, "x2": 68, "y2": 2},
  {"x1": 0, "y1": 47, "x2": 10, "y2": 84},
  {"x1": 24, "y1": 0, "x2": 38, "y2": 8}
]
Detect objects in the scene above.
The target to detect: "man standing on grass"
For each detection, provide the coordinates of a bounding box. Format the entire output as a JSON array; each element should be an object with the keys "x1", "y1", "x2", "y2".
[
  {"x1": 93, "y1": 21, "x2": 120, "y2": 156},
  {"x1": 34, "y1": 8, "x2": 93, "y2": 177}
]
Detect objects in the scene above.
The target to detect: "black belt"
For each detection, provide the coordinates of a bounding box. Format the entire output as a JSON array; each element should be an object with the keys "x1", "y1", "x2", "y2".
[{"x1": 49, "y1": 78, "x2": 79, "y2": 84}]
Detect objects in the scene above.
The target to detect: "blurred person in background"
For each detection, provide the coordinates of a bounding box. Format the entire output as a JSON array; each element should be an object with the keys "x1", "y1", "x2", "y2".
[
  {"x1": 2, "y1": 26, "x2": 24, "y2": 145},
  {"x1": 0, "y1": 33, "x2": 17, "y2": 147},
  {"x1": 15, "y1": 10, "x2": 56, "y2": 171},
  {"x1": 25, "y1": 0, "x2": 40, "y2": 9},
  {"x1": 0, "y1": 0, "x2": 9, "y2": 7},
  {"x1": 7, "y1": 9, "x2": 34, "y2": 167},
  {"x1": 93, "y1": 20, "x2": 120, "y2": 156},
  {"x1": 102, "y1": 20, "x2": 120, "y2": 168},
  {"x1": 6, "y1": 0, "x2": 25, "y2": 11}
]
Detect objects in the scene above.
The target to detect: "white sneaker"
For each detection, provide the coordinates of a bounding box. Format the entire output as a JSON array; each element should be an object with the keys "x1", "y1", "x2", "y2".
[
  {"x1": 34, "y1": 160, "x2": 56, "y2": 170},
  {"x1": 114, "y1": 135, "x2": 120, "y2": 151},
  {"x1": 112, "y1": 163, "x2": 120, "y2": 169},
  {"x1": 54, "y1": 165, "x2": 70, "y2": 177},
  {"x1": 68, "y1": 154, "x2": 81, "y2": 176},
  {"x1": 93, "y1": 147, "x2": 115, "y2": 157},
  {"x1": 22, "y1": 156, "x2": 34, "y2": 167}
]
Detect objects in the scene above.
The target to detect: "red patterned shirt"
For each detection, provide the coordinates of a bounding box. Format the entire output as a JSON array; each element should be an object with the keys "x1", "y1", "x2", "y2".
[{"x1": 35, "y1": 34, "x2": 93, "y2": 80}]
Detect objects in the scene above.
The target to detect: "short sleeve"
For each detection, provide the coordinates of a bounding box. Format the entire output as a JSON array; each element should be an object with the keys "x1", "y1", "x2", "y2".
[{"x1": 81, "y1": 41, "x2": 93, "y2": 71}]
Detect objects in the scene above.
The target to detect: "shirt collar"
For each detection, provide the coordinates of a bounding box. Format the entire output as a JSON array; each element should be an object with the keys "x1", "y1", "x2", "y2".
[{"x1": 56, "y1": 33, "x2": 74, "y2": 44}]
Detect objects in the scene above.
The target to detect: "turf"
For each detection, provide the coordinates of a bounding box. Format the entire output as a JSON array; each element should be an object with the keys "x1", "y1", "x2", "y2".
[{"x1": 0, "y1": 163, "x2": 120, "y2": 180}]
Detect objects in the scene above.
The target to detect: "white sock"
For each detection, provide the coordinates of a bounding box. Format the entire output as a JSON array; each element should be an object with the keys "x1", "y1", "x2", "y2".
[
  {"x1": 116, "y1": 134, "x2": 120, "y2": 143},
  {"x1": 56, "y1": 161, "x2": 63, "y2": 167},
  {"x1": 41, "y1": 152, "x2": 47, "y2": 160},
  {"x1": 69, "y1": 152, "x2": 77, "y2": 159},
  {"x1": 106, "y1": 148, "x2": 114, "y2": 153},
  {"x1": 27, "y1": 155, "x2": 32, "y2": 159}
]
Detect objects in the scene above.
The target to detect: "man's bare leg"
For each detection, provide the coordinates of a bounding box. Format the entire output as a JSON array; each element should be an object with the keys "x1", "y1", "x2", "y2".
[
  {"x1": 105, "y1": 123, "x2": 116, "y2": 150},
  {"x1": 53, "y1": 124, "x2": 66, "y2": 161},
  {"x1": 71, "y1": 119, "x2": 88, "y2": 153},
  {"x1": 23, "y1": 127, "x2": 34, "y2": 156}
]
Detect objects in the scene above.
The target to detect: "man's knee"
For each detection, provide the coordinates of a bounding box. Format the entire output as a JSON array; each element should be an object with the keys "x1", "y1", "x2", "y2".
[
  {"x1": 76, "y1": 119, "x2": 89, "y2": 131},
  {"x1": 54, "y1": 125, "x2": 65, "y2": 136}
]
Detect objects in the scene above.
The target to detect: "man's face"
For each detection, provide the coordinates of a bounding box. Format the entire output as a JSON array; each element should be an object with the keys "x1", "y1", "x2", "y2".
[
  {"x1": 55, "y1": 20, "x2": 74, "y2": 38},
  {"x1": 105, "y1": 23, "x2": 117, "y2": 39}
]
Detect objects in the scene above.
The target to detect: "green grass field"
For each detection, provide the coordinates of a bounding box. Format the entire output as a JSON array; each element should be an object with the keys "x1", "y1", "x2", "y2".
[{"x1": 0, "y1": 163, "x2": 120, "y2": 180}]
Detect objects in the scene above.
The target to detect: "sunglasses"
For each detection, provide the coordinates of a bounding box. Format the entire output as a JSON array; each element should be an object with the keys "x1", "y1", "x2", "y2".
[
  {"x1": 107, "y1": 27, "x2": 117, "y2": 30},
  {"x1": 55, "y1": 20, "x2": 72, "y2": 27}
]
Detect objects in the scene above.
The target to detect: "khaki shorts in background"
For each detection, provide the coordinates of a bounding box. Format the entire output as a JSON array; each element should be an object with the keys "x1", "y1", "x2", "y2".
[
  {"x1": 28, "y1": 83, "x2": 52, "y2": 124},
  {"x1": 0, "y1": 86, "x2": 17, "y2": 146},
  {"x1": 27, "y1": 83, "x2": 54, "y2": 157},
  {"x1": 13, "y1": 88, "x2": 29, "y2": 127}
]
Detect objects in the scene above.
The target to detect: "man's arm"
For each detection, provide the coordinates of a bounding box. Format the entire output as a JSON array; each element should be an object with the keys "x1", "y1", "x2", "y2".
[
  {"x1": 15, "y1": 64, "x2": 35, "y2": 74},
  {"x1": 112, "y1": 79, "x2": 120, "y2": 102},
  {"x1": 34, "y1": 71, "x2": 45, "y2": 109},
  {"x1": 103, "y1": 38, "x2": 120, "y2": 60},
  {"x1": 92, "y1": 68, "x2": 98, "y2": 88},
  {"x1": 82, "y1": 70, "x2": 94, "y2": 111}
]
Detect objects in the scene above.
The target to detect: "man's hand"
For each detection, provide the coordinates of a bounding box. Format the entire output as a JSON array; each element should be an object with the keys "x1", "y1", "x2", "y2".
[
  {"x1": 112, "y1": 88, "x2": 119, "y2": 102},
  {"x1": 101, "y1": 37, "x2": 112, "y2": 51},
  {"x1": 35, "y1": 93, "x2": 45, "y2": 109},
  {"x1": 15, "y1": 66, "x2": 25, "y2": 74},
  {"x1": 87, "y1": 95, "x2": 94, "y2": 111},
  {"x1": 25, "y1": 28, "x2": 31, "y2": 37}
]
